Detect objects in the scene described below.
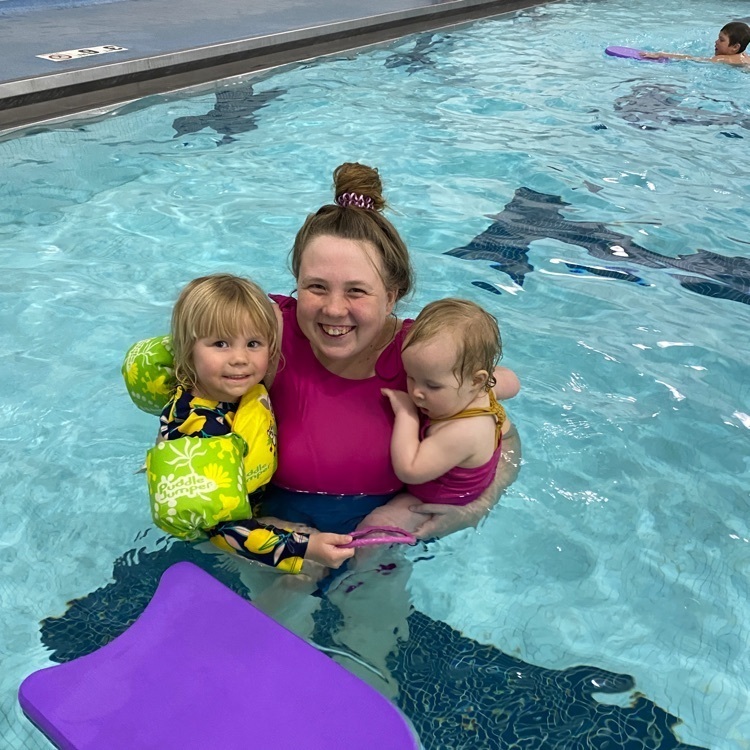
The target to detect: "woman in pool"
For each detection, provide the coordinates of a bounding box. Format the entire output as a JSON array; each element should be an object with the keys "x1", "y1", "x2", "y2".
[{"x1": 125, "y1": 162, "x2": 521, "y2": 538}]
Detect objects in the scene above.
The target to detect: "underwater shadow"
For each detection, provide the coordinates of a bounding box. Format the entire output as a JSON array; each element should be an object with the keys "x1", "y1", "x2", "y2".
[
  {"x1": 39, "y1": 540, "x2": 247, "y2": 663},
  {"x1": 172, "y1": 83, "x2": 286, "y2": 145},
  {"x1": 384, "y1": 33, "x2": 453, "y2": 74},
  {"x1": 613, "y1": 83, "x2": 750, "y2": 134}
]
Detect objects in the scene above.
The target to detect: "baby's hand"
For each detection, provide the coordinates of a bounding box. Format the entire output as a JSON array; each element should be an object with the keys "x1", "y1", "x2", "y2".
[
  {"x1": 381, "y1": 388, "x2": 418, "y2": 417},
  {"x1": 306, "y1": 532, "x2": 355, "y2": 568}
]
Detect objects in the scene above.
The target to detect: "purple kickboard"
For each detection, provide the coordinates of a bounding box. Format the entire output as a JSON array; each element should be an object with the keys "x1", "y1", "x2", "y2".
[
  {"x1": 605, "y1": 46, "x2": 669, "y2": 62},
  {"x1": 19, "y1": 562, "x2": 419, "y2": 750}
]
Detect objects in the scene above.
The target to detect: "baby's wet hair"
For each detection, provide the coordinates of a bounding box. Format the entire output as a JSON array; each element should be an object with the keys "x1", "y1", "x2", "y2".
[
  {"x1": 403, "y1": 298, "x2": 502, "y2": 388},
  {"x1": 171, "y1": 273, "x2": 277, "y2": 391}
]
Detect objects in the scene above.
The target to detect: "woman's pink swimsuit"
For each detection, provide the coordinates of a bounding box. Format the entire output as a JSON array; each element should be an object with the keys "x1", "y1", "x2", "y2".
[{"x1": 269, "y1": 295, "x2": 411, "y2": 495}]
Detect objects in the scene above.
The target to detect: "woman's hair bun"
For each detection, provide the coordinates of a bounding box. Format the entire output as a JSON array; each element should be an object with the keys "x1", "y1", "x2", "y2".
[{"x1": 333, "y1": 162, "x2": 386, "y2": 211}]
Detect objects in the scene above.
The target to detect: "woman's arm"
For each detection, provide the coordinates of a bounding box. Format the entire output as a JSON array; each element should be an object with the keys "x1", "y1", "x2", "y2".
[
  {"x1": 408, "y1": 422, "x2": 522, "y2": 539},
  {"x1": 493, "y1": 365, "x2": 520, "y2": 400}
]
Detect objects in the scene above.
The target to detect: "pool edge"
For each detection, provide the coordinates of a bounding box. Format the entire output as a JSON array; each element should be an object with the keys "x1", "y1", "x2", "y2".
[{"x1": 0, "y1": 0, "x2": 550, "y2": 132}]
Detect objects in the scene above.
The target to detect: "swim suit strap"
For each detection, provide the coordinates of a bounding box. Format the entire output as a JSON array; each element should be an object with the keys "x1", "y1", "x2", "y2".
[
  {"x1": 430, "y1": 391, "x2": 506, "y2": 448},
  {"x1": 336, "y1": 192, "x2": 375, "y2": 210}
]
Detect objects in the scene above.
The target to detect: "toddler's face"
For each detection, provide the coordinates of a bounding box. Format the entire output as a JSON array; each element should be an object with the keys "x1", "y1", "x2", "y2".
[{"x1": 192, "y1": 330, "x2": 269, "y2": 402}]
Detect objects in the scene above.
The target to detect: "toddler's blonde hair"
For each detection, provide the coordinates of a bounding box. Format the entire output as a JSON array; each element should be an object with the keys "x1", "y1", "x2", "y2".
[{"x1": 171, "y1": 274, "x2": 278, "y2": 392}]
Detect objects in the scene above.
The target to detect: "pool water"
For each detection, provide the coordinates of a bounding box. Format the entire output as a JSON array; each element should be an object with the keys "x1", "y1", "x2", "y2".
[
  {"x1": 2, "y1": 0, "x2": 749, "y2": 747},
  {"x1": 0, "y1": 0, "x2": 125, "y2": 16}
]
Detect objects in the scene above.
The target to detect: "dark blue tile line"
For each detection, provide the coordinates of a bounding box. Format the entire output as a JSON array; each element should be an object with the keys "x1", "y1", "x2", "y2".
[
  {"x1": 448, "y1": 186, "x2": 750, "y2": 306},
  {"x1": 171, "y1": 83, "x2": 287, "y2": 146},
  {"x1": 613, "y1": 82, "x2": 750, "y2": 132},
  {"x1": 391, "y1": 609, "x2": 706, "y2": 749}
]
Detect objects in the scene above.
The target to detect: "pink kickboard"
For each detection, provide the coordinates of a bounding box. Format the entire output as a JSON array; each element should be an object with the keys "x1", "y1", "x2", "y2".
[{"x1": 19, "y1": 562, "x2": 420, "y2": 750}]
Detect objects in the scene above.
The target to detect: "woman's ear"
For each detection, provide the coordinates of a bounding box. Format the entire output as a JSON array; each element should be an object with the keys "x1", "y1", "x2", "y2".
[{"x1": 385, "y1": 288, "x2": 398, "y2": 316}]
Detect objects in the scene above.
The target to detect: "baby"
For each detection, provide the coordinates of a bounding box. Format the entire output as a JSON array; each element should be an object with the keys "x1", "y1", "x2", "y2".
[{"x1": 372, "y1": 298, "x2": 519, "y2": 534}]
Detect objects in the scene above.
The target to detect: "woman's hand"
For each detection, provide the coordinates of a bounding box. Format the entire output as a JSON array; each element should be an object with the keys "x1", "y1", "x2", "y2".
[
  {"x1": 409, "y1": 499, "x2": 491, "y2": 539},
  {"x1": 493, "y1": 366, "x2": 521, "y2": 400},
  {"x1": 306, "y1": 532, "x2": 355, "y2": 568}
]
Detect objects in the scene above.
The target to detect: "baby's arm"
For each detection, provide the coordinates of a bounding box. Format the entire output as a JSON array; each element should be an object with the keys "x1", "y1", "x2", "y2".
[{"x1": 382, "y1": 389, "x2": 478, "y2": 485}]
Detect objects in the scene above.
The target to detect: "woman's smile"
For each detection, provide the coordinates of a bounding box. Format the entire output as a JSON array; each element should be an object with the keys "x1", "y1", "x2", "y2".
[{"x1": 320, "y1": 324, "x2": 355, "y2": 337}]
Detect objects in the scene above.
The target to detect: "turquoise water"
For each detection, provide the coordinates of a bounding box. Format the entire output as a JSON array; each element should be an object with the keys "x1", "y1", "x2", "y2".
[
  {"x1": 0, "y1": 0, "x2": 125, "y2": 16},
  {"x1": 2, "y1": 0, "x2": 749, "y2": 747}
]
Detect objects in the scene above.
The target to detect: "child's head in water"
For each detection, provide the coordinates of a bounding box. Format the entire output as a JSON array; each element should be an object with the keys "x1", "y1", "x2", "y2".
[
  {"x1": 171, "y1": 274, "x2": 278, "y2": 402},
  {"x1": 401, "y1": 298, "x2": 501, "y2": 420},
  {"x1": 716, "y1": 21, "x2": 750, "y2": 56}
]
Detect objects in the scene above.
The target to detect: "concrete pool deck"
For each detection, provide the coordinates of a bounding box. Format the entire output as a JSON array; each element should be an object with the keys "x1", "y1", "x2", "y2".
[{"x1": 0, "y1": 0, "x2": 545, "y2": 131}]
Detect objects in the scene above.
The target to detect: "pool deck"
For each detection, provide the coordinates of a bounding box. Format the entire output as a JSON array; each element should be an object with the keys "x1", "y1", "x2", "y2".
[{"x1": 0, "y1": 0, "x2": 545, "y2": 131}]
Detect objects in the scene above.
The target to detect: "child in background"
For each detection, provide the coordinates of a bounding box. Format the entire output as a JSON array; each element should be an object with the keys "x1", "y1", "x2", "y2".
[
  {"x1": 642, "y1": 21, "x2": 750, "y2": 64},
  {"x1": 147, "y1": 273, "x2": 353, "y2": 571},
  {"x1": 372, "y1": 298, "x2": 519, "y2": 532}
]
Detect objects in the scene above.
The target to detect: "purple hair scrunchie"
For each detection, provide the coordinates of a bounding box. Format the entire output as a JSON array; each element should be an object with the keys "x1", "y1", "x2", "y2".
[{"x1": 335, "y1": 192, "x2": 375, "y2": 210}]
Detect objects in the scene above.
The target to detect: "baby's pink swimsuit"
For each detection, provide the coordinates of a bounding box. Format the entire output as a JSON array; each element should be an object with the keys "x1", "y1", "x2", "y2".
[{"x1": 407, "y1": 392, "x2": 506, "y2": 505}]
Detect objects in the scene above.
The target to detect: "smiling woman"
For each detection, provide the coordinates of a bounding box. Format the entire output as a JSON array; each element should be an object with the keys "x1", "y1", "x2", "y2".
[{"x1": 125, "y1": 163, "x2": 417, "y2": 534}]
